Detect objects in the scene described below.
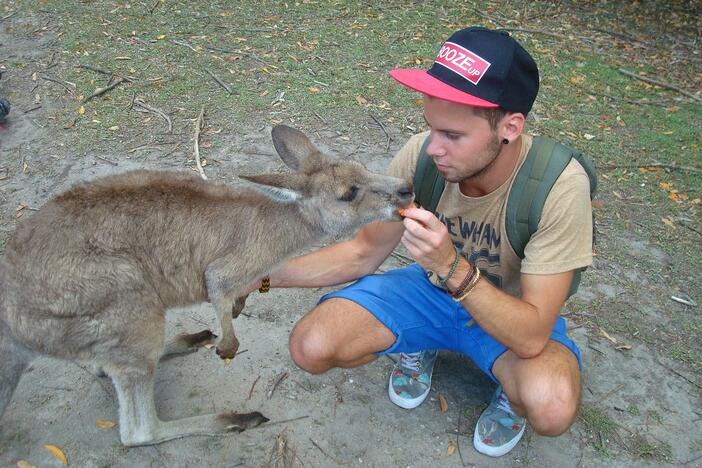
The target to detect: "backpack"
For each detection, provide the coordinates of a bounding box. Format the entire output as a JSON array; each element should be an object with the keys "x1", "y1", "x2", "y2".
[{"x1": 413, "y1": 135, "x2": 597, "y2": 297}]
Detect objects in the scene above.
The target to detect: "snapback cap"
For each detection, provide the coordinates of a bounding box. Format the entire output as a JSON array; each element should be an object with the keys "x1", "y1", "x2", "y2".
[{"x1": 390, "y1": 27, "x2": 539, "y2": 114}]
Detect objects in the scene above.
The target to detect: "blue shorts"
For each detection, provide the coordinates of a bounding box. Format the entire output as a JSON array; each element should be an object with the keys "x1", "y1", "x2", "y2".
[{"x1": 320, "y1": 264, "x2": 582, "y2": 383}]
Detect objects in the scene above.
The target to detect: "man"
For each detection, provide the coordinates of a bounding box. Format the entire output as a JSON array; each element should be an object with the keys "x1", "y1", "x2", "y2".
[{"x1": 257, "y1": 27, "x2": 592, "y2": 457}]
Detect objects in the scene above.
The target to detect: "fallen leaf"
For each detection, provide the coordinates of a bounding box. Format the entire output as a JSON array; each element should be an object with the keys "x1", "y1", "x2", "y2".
[
  {"x1": 438, "y1": 393, "x2": 448, "y2": 413},
  {"x1": 223, "y1": 358, "x2": 232, "y2": 365},
  {"x1": 109, "y1": 125, "x2": 119, "y2": 131},
  {"x1": 355, "y1": 95, "x2": 368, "y2": 106},
  {"x1": 612, "y1": 191, "x2": 623, "y2": 199},
  {"x1": 78, "y1": 106, "x2": 85, "y2": 115},
  {"x1": 659, "y1": 182, "x2": 670, "y2": 190},
  {"x1": 96, "y1": 419, "x2": 116, "y2": 428},
  {"x1": 615, "y1": 344, "x2": 632, "y2": 351},
  {"x1": 156, "y1": 34, "x2": 166, "y2": 40},
  {"x1": 447, "y1": 439, "x2": 457, "y2": 456},
  {"x1": 15, "y1": 204, "x2": 27, "y2": 219},
  {"x1": 308, "y1": 86, "x2": 320, "y2": 93},
  {"x1": 661, "y1": 217, "x2": 676, "y2": 229},
  {"x1": 583, "y1": 133, "x2": 596, "y2": 140},
  {"x1": 44, "y1": 445, "x2": 67, "y2": 466},
  {"x1": 16, "y1": 461, "x2": 36, "y2": 468},
  {"x1": 591, "y1": 200, "x2": 604, "y2": 209}
]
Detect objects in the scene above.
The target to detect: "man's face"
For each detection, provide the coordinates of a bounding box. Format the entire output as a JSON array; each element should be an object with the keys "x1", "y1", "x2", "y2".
[{"x1": 423, "y1": 96, "x2": 503, "y2": 184}]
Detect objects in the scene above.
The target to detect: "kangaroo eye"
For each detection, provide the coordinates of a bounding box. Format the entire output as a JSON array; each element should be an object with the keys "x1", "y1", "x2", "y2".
[{"x1": 340, "y1": 185, "x2": 360, "y2": 202}]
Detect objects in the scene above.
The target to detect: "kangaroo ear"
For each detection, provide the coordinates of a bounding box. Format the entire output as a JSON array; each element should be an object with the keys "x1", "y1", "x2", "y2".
[
  {"x1": 240, "y1": 173, "x2": 304, "y2": 202},
  {"x1": 271, "y1": 125, "x2": 324, "y2": 170}
]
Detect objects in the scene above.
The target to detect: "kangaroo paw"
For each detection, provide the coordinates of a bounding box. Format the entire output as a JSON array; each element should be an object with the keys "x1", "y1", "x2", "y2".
[
  {"x1": 215, "y1": 340, "x2": 239, "y2": 360},
  {"x1": 218, "y1": 411, "x2": 269, "y2": 432}
]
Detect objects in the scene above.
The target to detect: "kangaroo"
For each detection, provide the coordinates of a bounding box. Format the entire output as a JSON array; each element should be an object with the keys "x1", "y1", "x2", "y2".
[{"x1": 0, "y1": 125, "x2": 414, "y2": 446}]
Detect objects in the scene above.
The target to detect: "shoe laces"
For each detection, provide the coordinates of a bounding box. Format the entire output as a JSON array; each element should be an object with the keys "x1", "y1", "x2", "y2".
[
  {"x1": 399, "y1": 352, "x2": 423, "y2": 372},
  {"x1": 496, "y1": 390, "x2": 516, "y2": 417}
]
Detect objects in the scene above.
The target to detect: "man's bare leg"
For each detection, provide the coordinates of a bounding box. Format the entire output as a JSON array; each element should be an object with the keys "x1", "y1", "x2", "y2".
[
  {"x1": 289, "y1": 298, "x2": 396, "y2": 374},
  {"x1": 492, "y1": 340, "x2": 581, "y2": 436}
]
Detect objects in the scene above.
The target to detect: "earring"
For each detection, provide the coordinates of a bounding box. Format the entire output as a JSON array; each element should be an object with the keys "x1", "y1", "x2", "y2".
[{"x1": 502, "y1": 138, "x2": 509, "y2": 144}]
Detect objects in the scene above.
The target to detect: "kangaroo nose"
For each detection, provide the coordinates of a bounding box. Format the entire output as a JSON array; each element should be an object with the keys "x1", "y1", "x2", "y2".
[{"x1": 397, "y1": 184, "x2": 414, "y2": 200}]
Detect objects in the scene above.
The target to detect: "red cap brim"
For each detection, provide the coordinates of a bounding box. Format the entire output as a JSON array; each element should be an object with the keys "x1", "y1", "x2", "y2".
[{"x1": 390, "y1": 69, "x2": 499, "y2": 108}]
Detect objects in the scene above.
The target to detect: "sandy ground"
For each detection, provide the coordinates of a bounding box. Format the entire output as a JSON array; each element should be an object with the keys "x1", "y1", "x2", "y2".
[{"x1": 1, "y1": 11, "x2": 701, "y2": 468}]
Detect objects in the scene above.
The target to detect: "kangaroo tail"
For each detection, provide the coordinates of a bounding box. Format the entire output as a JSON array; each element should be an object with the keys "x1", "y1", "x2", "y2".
[{"x1": 0, "y1": 319, "x2": 33, "y2": 420}]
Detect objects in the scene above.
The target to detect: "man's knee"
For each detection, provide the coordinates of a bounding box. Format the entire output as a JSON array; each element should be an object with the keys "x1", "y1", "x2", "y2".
[
  {"x1": 522, "y1": 376, "x2": 580, "y2": 436},
  {"x1": 289, "y1": 313, "x2": 332, "y2": 374}
]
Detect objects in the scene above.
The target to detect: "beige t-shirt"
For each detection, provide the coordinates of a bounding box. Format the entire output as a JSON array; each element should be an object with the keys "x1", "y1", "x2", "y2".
[{"x1": 388, "y1": 131, "x2": 593, "y2": 297}]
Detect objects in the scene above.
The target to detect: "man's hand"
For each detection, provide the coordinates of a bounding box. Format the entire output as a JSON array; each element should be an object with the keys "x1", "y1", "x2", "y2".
[{"x1": 400, "y1": 206, "x2": 457, "y2": 277}]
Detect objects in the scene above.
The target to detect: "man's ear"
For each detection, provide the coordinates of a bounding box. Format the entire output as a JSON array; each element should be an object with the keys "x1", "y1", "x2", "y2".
[{"x1": 501, "y1": 112, "x2": 525, "y2": 143}]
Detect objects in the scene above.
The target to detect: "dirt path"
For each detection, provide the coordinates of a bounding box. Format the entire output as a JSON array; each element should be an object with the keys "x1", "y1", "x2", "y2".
[{"x1": 1, "y1": 4, "x2": 700, "y2": 467}]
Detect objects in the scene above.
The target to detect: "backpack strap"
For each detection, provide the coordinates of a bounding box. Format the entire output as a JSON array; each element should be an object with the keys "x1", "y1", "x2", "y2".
[
  {"x1": 506, "y1": 136, "x2": 591, "y2": 297},
  {"x1": 413, "y1": 136, "x2": 445, "y2": 213}
]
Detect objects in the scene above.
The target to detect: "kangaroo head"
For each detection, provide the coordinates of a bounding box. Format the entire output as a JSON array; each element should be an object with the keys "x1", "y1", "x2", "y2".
[{"x1": 240, "y1": 125, "x2": 414, "y2": 237}]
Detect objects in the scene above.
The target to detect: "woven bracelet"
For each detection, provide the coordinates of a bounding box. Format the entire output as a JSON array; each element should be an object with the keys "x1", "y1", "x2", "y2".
[
  {"x1": 453, "y1": 267, "x2": 481, "y2": 302},
  {"x1": 450, "y1": 258, "x2": 476, "y2": 297},
  {"x1": 437, "y1": 246, "x2": 460, "y2": 289},
  {"x1": 258, "y1": 276, "x2": 270, "y2": 293}
]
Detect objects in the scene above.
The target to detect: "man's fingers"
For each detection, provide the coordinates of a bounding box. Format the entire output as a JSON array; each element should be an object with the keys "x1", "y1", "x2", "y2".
[{"x1": 400, "y1": 206, "x2": 437, "y2": 227}]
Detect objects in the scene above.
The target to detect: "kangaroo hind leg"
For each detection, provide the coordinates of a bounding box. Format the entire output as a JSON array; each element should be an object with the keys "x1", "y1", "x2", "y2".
[
  {"x1": 108, "y1": 364, "x2": 268, "y2": 446},
  {"x1": 0, "y1": 325, "x2": 35, "y2": 419}
]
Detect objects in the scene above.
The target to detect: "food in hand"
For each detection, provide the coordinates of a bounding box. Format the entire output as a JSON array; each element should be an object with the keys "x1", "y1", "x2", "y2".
[{"x1": 398, "y1": 201, "x2": 417, "y2": 217}]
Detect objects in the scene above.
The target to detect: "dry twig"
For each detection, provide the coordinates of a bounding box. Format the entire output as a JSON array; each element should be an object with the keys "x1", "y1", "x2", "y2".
[
  {"x1": 193, "y1": 106, "x2": 207, "y2": 180},
  {"x1": 83, "y1": 76, "x2": 129, "y2": 103},
  {"x1": 265, "y1": 415, "x2": 310, "y2": 427},
  {"x1": 598, "y1": 162, "x2": 702, "y2": 175},
  {"x1": 247, "y1": 375, "x2": 260, "y2": 400},
  {"x1": 133, "y1": 97, "x2": 172, "y2": 132},
  {"x1": 40, "y1": 75, "x2": 76, "y2": 95},
  {"x1": 309, "y1": 438, "x2": 350, "y2": 465},
  {"x1": 593, "y1": 383, "x2": 626, "y2": 405},
  {"x1": 654, "y1": 356, "x2": 702, "y2": 390},
  {"x1": 267, "y1": 371, "x2": 289, "y2": 398},
  {"x1": 618, "y1": 68, "x2": 702, "y2": 103},
  {"x1": 205, "y1": 68, "x2": 234, "y2": 95},
  {"x1": 76, "y1": 64, "x2": 113, "y2": 76}
]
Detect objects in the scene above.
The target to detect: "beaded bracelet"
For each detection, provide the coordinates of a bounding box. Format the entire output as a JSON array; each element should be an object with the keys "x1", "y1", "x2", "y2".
[{"x1": 437, "y1": 246, "x2": 460, "y2": 289}]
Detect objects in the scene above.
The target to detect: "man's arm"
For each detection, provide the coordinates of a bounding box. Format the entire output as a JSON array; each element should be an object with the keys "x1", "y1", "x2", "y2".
[
  {"x1": 267, "y1": 220, "x2": 406, "y2": 289},
  {"x1": 448, "y1": 264, "x2": 572, "y2": 357},
  {"x1": 400, "y1": 205, "x2": 572, "y2": 358}
]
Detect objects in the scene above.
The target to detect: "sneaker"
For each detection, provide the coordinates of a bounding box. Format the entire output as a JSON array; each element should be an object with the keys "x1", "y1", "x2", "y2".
[
  {"x1": 473, "y1": 386, "x2": 526, "y2": 457},
  {"x1": 387, "y1": 350, "x2": 438, "y2": 409}
]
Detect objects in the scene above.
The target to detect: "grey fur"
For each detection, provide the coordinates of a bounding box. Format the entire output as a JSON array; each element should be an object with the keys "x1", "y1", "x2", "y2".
[{"x1": 0, "y1": 125, "x2": 413, "y2": 446}]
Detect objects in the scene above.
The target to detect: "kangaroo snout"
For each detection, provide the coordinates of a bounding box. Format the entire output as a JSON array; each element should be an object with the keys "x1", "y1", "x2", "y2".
[{"x1": 396, "y1": 183, "x2": 414, "y2": 203}]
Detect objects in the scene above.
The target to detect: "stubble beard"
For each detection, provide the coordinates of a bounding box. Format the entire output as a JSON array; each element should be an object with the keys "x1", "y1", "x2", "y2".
[{"x1": 446, "y1": 133, "x2": 503, "y2": 184}]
